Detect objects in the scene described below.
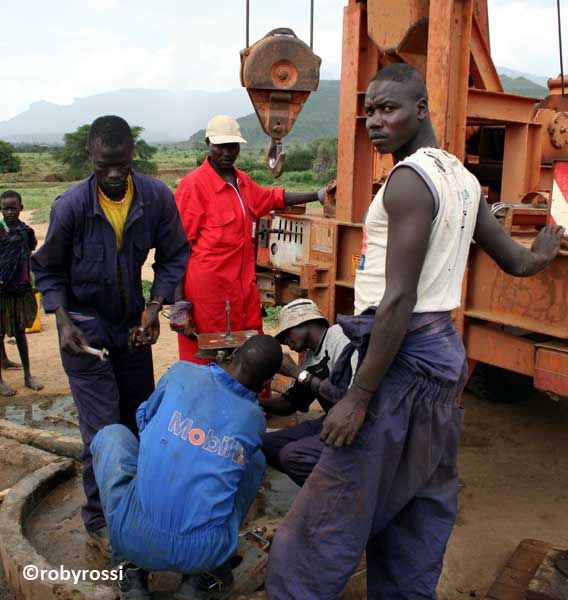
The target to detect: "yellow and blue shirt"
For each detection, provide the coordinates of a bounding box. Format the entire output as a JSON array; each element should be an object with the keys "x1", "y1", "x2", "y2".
[{"x1": 98, "y1": 175, "x2": 134, "y2": 251}]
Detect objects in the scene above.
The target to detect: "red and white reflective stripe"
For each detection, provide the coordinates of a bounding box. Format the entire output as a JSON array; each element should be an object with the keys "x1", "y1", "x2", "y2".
[{"x1": 550, "y1": 161, "x2": 568, "y2": 228}]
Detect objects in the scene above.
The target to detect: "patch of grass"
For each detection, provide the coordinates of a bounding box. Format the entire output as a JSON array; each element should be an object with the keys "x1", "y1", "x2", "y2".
[
  {"x1": 247, "y1": 168, "x2": 319, "y2": 192},
  {"x1": 157, "y1": 175, "x2": 183, "y2": 191},
  {"x1": 12, "y1": 183, "x2": 71, "y2": 208},
  {"x1": 154, "y1": 148, "x2": 200, "y2": 171},
  {"x1": 278, "y1": 170, "x2": 318, "y2": 189},
  {"x1": 0, "y1": 182, "x2": 73, "y2": 224},
  {"x1": 142, "y1": 280, "x2": 152, "y2": 303},
  {"x1": 1, "y1": 147, "x2": 324, "y2": 225},
  {"x1": 263, "y1": 306, "x2": 281, "y2": 329},
  {"x1": 0, "y1": 152, "x2": 64, "y2": 184}
]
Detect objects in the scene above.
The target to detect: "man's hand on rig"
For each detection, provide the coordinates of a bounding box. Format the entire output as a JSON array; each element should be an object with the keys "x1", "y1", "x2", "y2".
[{"x1": 531, "y1": 224, "x2": 568, "y2": 262}]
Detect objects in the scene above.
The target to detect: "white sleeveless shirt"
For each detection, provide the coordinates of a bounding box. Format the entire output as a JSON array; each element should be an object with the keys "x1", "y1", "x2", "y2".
[{"x1": 354, "y1": 147, "x2": 481, "y2": 315}]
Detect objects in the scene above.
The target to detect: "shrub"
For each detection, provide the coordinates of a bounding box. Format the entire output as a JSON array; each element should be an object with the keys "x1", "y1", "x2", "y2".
[
  {"x1": 284, "y1": 146, "x2": 314, "y2": 172},
  {"x1": 0, "y1": 141, "x2": 21, "y2": 173},
  {"x1": 312, "y1": 137, "x2": 338, "y2": 183},
  {"x1": 54, "y1": 124, "x2": 158, "y2": 180}
]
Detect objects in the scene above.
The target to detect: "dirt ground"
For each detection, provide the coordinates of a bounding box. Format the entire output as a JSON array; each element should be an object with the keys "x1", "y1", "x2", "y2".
[
  {"x1": 3, "y1": 305, "x2": 568, "y2": 598},
  {"x1": 1, "y1": 212, "x2": 568, "y2": 597}
]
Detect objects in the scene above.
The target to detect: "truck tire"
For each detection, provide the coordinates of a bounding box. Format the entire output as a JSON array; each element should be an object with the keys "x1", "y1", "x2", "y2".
[{"x1": 465, "y1": 363, "x2": 535, "y2": 403}]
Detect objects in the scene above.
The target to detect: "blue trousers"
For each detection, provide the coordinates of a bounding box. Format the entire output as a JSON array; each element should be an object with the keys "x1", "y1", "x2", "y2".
[
  {"x1": 91, "y1": 424, "x2": 265, "y2": 572},
  {"x1": 266, "y1": 312, "x2": 466, "y2": 600},
  {"x1": 262, "y1": 417, "x2": 325, "y2": 487},
  {"x1": 58, "y1": 312, "x2": 154, "y2": 532}
]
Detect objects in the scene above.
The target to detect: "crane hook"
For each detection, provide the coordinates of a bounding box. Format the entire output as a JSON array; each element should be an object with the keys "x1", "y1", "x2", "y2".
[{"x1": 266, "y1": 138, "x2": 287, "y2": 178}]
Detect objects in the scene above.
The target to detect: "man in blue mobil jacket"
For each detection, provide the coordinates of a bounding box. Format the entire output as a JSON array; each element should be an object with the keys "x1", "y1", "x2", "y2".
[
  {"x1": 91, "y1": 334, "x2": 282, "y2": 600},
  {"x1": 31, "y1": 115, "x2": 189, "y2": 558}
]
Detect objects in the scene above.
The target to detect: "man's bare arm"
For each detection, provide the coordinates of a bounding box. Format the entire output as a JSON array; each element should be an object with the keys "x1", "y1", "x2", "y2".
[
  {"x1": 284, "y1": 191, "x2": 319, "y2": 206},
  {"x1": 473, "y1": 194, "x2": 565, "y2": 276},
  {"x1": 321, "y1": 168, "x2": 433, "y2": 447},
  {"x1": 284, "y1": 181, "x2": 337, "y2": 206}
]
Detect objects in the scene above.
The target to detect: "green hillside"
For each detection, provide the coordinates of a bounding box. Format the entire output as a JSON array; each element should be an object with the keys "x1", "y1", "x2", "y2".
[
  {"x1": 189, "y1": 80, "x2": 339, "y2": 149},
  {"x1": 500, "y1": 75, "x2": 548, "y2": 98},
  {"x1": 185, "y1": 74, "x2": 547, "y2": 150}
]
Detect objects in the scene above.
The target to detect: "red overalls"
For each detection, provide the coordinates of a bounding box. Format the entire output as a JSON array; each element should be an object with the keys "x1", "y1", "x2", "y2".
[{"x1": 175, "y1": 159, "x2": 284, "y2": 363}]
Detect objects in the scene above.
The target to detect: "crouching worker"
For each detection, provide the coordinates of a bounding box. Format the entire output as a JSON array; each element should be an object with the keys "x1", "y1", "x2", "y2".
[
  {"x1": 91, "y1": 334, "x2": 282, "y2": 600},
  {"x1": 262, "y1": 299, "x2": 358, "y2": 486}
]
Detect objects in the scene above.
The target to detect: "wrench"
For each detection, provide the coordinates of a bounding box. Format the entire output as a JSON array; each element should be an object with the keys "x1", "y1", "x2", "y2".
[
  {"x1": 80, "y1": 345, "x2": 110, "y2": 361},
  {"x1": 239, "y1": 527, "x2": 270, "y2": 551}
]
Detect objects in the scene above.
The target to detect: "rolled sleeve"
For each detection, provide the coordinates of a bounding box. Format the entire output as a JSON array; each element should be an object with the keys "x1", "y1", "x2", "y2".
[
  {"x1": 150, "y1": 189, "x2": 189, "y2": 303},
  {"x1": 30, "y1": 201, "x2": 73, "y2": 312}
]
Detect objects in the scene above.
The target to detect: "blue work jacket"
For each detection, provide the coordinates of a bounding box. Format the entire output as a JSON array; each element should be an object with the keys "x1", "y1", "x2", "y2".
[
  {"x1": 135, "y1": 362, "x2": 265, "y2": 533},
  {"x1": 31, "y1": 171, "x2": 189, "y2": 325},
  {"x1": 100, "y1": 362, "x2": 266, "y2": 569}
]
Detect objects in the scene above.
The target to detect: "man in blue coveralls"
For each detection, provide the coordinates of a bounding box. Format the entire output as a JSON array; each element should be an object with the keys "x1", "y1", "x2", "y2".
[
  {"x1": 31, "y1": 115, "x2": 189, "y2": 558},
  {"x1": 266, "y1": 64, "x2": 566, "y2": 599},
  {"x1": 91, "y1": 334, "x2": 282, "y2": 600}
]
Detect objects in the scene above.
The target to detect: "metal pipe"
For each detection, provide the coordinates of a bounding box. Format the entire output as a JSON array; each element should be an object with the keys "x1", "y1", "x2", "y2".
[
  {"x1": 558, "y1": 0, "x2": 565, "y2": 96},
  {"x1": 310, "y1": 0, "x2": 314, "y2": 49},
  {"x1": 246, "y1": 0, "x2": 250, "y2": 48},
  {"x1": 225, "y1": 299, "x2": 232, "y2": 339}
]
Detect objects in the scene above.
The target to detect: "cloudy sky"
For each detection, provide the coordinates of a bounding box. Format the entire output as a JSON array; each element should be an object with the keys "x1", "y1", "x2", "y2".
[{"x1": 0, "y1": 0, "x2": 566, "y2": 122}]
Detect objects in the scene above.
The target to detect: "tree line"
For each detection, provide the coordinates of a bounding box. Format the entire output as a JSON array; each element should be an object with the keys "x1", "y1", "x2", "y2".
[
  {"x1": 0, "y1": 125, "x2": 158, "y2": 178},
  {"x1": 0, "y1": 127, "x2": 337, "y2": 183}
]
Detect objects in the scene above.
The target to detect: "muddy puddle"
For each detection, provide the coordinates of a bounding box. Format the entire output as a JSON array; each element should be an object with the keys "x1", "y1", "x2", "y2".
[{"x1": 0, "y1": 395, "x2": 79, "y2": 437}]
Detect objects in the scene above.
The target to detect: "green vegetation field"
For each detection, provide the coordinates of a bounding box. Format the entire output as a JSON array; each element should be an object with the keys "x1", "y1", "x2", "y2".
[{"x1": 0, "y1": 148, "x2": 321, "y2": 225}]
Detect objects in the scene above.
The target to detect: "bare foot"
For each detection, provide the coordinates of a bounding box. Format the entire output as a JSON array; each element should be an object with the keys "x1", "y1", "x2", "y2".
[
  {"x1": 0, "y1": 382, "x2": 16, "y2": 397},
  {"x1": 1, "y1": 359, "x2": 22, "y2": 370},
  {"x1": 24, "y1": 375, "x2": 44, "y2": 391}
]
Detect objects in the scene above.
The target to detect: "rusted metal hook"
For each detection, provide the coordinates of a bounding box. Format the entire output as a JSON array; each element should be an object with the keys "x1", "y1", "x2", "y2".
[{"x1": 266, "y1": 138, "x2": 287, "y2": 178}]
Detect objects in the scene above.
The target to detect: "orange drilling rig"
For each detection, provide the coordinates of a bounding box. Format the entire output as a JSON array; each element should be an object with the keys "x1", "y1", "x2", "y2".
[{"x1": 241, "y1": 0, "x2": 568, "y2": 401}]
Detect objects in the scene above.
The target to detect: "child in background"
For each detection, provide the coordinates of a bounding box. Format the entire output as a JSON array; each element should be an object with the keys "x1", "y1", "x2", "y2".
[
  {"x1": 0, "y1": 190, "x2": 43, "y2": 396},
  {"x1": 0, "y1": 215, "x2": 21, "y2": 370}
]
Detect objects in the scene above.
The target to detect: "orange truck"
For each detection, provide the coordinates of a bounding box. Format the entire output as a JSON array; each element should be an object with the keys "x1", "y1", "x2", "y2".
[{"x1": 242, "y1": 0, "x2": 568, "y2": 401}]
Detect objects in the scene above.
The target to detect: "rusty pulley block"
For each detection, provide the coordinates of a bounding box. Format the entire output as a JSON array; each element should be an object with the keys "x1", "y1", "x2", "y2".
[{"x1": 240, "y1": 28, "x2": 321, "y2": 177}]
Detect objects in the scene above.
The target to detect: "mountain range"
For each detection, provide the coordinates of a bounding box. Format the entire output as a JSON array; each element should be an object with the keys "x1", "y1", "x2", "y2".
[
  {"x1": 0, "y1": 67, "x2": 550, "y2": 146},
  {"x1": 0, "y1": 89, "x2": 253, "y2": 144},
  {"x1": 188, "y1": 72, "x2": 548, "y2": 148},
  {"x1": 188, "y1": 80, "x2": 340, "y2": 148}
]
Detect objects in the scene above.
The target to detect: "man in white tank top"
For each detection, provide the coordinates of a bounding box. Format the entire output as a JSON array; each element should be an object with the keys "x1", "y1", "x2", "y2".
[{"x1": 267, "y1": 64, "x2": 565, "y2": 600}]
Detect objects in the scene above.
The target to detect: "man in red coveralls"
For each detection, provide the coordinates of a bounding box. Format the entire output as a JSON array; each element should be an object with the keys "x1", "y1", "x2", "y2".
[{"x1": 173, "y1": 115, "x2": 332, "y2": 362}]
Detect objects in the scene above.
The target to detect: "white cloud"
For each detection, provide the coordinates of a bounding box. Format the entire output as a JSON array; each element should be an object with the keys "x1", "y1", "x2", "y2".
[
  {"x1": 0, "y1": 0, "x2": 345, "y2": 121},
  {"x1": 488, "y1": 0, "x2": 567, "y2": 78},
  {"x1": 1, "y1": 0, "x2": 565, "y2": 122}
]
